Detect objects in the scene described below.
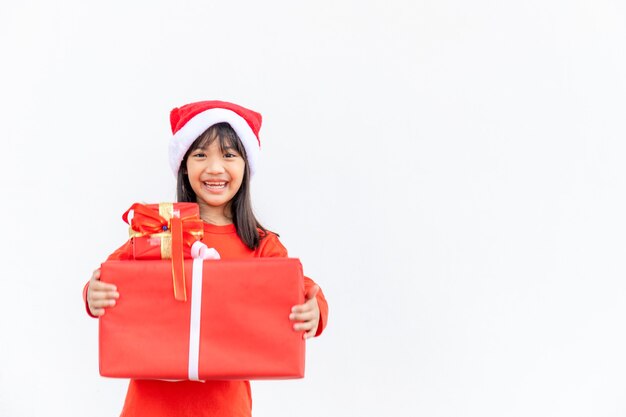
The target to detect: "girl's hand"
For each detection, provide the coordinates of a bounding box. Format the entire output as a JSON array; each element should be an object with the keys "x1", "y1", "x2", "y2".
[
  {"x1": 289, "y1": 285, "x2": 320, "y2": 339},
  {"x1": 87, "y1": 268, "x2": 119, "y2": 317}
]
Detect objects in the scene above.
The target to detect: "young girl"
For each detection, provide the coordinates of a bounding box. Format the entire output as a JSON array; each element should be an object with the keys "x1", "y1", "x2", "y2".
[{"x1": 83, "y1": 100, "x2": 329, "y2": 417}]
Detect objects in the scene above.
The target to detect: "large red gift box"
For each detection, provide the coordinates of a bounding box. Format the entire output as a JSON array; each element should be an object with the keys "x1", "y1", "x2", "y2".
[{"x1": 99, "y1": 256, "x2": 306, "y2": 380}]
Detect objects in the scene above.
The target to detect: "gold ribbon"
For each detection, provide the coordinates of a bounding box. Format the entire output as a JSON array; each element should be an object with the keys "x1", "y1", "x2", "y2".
[{"x1": 123, "y1": 202, "x2": 204, "y2": 301}]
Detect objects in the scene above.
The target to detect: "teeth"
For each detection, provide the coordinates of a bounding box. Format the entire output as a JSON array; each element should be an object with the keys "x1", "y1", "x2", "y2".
[{"x1": 204, "y1": 182, "x2": 226, "y2": 188}]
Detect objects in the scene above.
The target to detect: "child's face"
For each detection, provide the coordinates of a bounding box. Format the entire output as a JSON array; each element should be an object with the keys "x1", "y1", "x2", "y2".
[{"x1": 185, "y1": 139, "x2": 245, "y2": 217}]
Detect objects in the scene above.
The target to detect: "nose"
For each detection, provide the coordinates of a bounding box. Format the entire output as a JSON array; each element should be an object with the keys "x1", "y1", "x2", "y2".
[{"x1": 203, "y1": 156, "x2": 225, "y2": 174}]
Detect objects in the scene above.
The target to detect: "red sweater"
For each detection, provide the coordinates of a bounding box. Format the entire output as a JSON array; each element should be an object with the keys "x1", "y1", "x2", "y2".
[{"x1": 84, "y1": 223, "x2": 328, "y2": 417}]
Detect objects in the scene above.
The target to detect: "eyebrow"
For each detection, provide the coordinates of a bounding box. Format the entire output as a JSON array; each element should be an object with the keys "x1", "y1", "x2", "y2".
[{"x1": 194, "y1": 144, "x2": 236, "y2": 151}]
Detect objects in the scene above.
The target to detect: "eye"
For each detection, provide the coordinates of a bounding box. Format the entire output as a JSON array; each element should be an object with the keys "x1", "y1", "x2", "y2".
[
  {"x1": 224, "y1": 151, "x2": 240, "y2": 158},
  {"x1": 191, "y1": 151, "x2": 206, "y2": 158}
]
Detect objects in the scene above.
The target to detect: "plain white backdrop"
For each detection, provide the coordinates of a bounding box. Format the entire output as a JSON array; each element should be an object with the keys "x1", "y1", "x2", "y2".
[{"x1": 1, "y1": 1, "x2": 626, "y2": 416}]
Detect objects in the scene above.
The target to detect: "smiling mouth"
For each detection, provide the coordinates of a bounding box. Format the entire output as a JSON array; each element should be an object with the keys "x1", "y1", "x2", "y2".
[{"x1": 203, "y1": 181, "x2": 227, "y2": 189}]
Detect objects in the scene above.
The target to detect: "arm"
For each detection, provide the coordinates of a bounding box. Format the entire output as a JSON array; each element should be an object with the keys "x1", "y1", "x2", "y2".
[
  {"x1": 302, "y1": 278, "x2": 328, "y2": 337},
  {"x1": 82, "y1": 240, "x2": 132, "y2": 318},
  {"x1": 291, "y1": 281, "x2": 329, "y2": 338},
  {"x1": 259, "y1": 233, "x2": 329, "y2": 338},
  {"x1": 84, "y1": 269, "x2": 119, "y2": 317}
]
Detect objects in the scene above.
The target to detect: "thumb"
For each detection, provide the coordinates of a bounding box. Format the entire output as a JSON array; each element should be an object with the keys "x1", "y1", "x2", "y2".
[
  {"x1": 305, "y1": 284, "x2": 320, "y2": 301},
  {"x1": 91, "y1": 268, "x2": 101, "y2": 281}
]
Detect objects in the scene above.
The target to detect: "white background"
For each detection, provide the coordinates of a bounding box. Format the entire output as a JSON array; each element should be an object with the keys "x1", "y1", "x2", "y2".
[{"x1": 1, "y1": 1, "x2": 626, "y2": 416}]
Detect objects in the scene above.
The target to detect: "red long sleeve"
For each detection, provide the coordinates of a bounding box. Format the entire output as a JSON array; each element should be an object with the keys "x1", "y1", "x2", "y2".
[
  {"x1": 256, "y1": 232, "x2": 328, "y2": 336},
  {"x1": 85, "y1": 227, "x2": 329, "y2": 335}
]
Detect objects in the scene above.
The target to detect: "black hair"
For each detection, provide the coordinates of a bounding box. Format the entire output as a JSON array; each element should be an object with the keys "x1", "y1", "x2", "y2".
[{"x1": 176, "y1": 123, "x2": 267, "y2": 250}]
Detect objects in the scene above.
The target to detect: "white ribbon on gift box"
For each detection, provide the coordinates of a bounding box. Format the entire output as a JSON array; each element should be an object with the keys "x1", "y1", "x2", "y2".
[{"x1": 187, "y1": 241, "x2": 221, "y2": 381}]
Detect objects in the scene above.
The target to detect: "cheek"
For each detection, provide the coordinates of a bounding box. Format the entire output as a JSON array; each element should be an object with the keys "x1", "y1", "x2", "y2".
[
  {"x1": 186, "y1": 161, "x2": 202, "y2": 177},
  {"x1": 232, "y1": 161, "x2": 246, "y2": 180},
  {"x1": 228, "y1": 164, "x2": 245, "y2": 190},
  {"x1": 185, "y1": 164, "x2": 203, "y2": 190}
]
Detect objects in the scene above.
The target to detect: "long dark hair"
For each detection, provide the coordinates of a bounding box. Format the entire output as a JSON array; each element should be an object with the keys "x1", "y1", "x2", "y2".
[{"x1": 176, "y1": 123, "x2": 267, "y2": 250}]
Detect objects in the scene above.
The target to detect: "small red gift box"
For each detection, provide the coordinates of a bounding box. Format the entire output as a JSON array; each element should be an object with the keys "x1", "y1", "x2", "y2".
[
  {"x1": 123, "y1": 202, "x2": 204, "y2": 260},
  {"x1": 98, "y1": 254, "x2": 306, "y2": 380},
  {"x1": 122, "y1": 202, "x2": 204, "y2": 301}
]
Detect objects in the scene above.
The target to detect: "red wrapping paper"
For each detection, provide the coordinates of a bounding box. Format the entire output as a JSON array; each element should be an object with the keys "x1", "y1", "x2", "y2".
[
  {"x1": 124, "y1": 202, "x2": 204, "y2": 302},
  {"x1": 98, "y1": 258, "x2": 306, "y2": 380},
  {"x1": 124, "y1": 202, "x2": 203, "y2": 260}
]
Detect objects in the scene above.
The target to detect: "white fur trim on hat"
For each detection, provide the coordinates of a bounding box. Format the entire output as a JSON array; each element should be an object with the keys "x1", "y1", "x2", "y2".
[{"x1": 169, "y1": 108, "x2": 260, "y2": 177}]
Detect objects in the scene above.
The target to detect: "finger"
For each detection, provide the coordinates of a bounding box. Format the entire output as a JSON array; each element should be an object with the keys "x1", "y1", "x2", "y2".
[
  {"x1": 87, "y1": 290, "x2": 119, "y2": 307},
  {"x1": 88, "y1": 289, "x2": 120, "y2": 300},
  {"x1": 90, "y1": 280, "x2": 118, "y2": 292},
  {"x1": 291, "y1": 304, "x2": 306, "y2": 314},
  {"x1": 293, "y1": 319, "x2": 318, "y2": 332},
  {"x1": 292, "y1": 297, "x2": 319, "y2": 314},
  {"x1": 291, "y1": 297, "x2": 318, "y2": 312},
  {"x1": 90, "y1": 277, "x2": 116, "y2": 288},
  {"x1": 88, "y1": 291, "x2": 119, "y2": 307},
  {"x1": 89, "y1": 307, "x2": 106, "y2": 317},
  {"x1": 91, "y1": 268, "x2": 101, "y2": 280},
  {"x1": 305, "y1": 296, "x2": 319, "y2": 309},
  {"x1": 292, "y1": 289, "x2": 319, "y2": 311},
  {"x1": 305, "y1": 285, "x2": 319, "y2": 301},
  {"x1": 89, "y1": 298, "x2": 117, "y2": 307},
  {"x1": 290, "y1": 303, "x2": 311, "y2": 314},
  {"x1": 289, "y1": 310, "x2": 316, "y2": 322},
  {"x1": 90, "y1": 298, "x2": 117, "y2": 309},
  {"x1": 304, "y1": 326, "x2": 317, "y2": 339}
]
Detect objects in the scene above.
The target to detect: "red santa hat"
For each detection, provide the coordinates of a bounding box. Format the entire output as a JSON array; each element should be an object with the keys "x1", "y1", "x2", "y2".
[{"x1": 169, "y1": 100, "x2": 262, "y2": 177}]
